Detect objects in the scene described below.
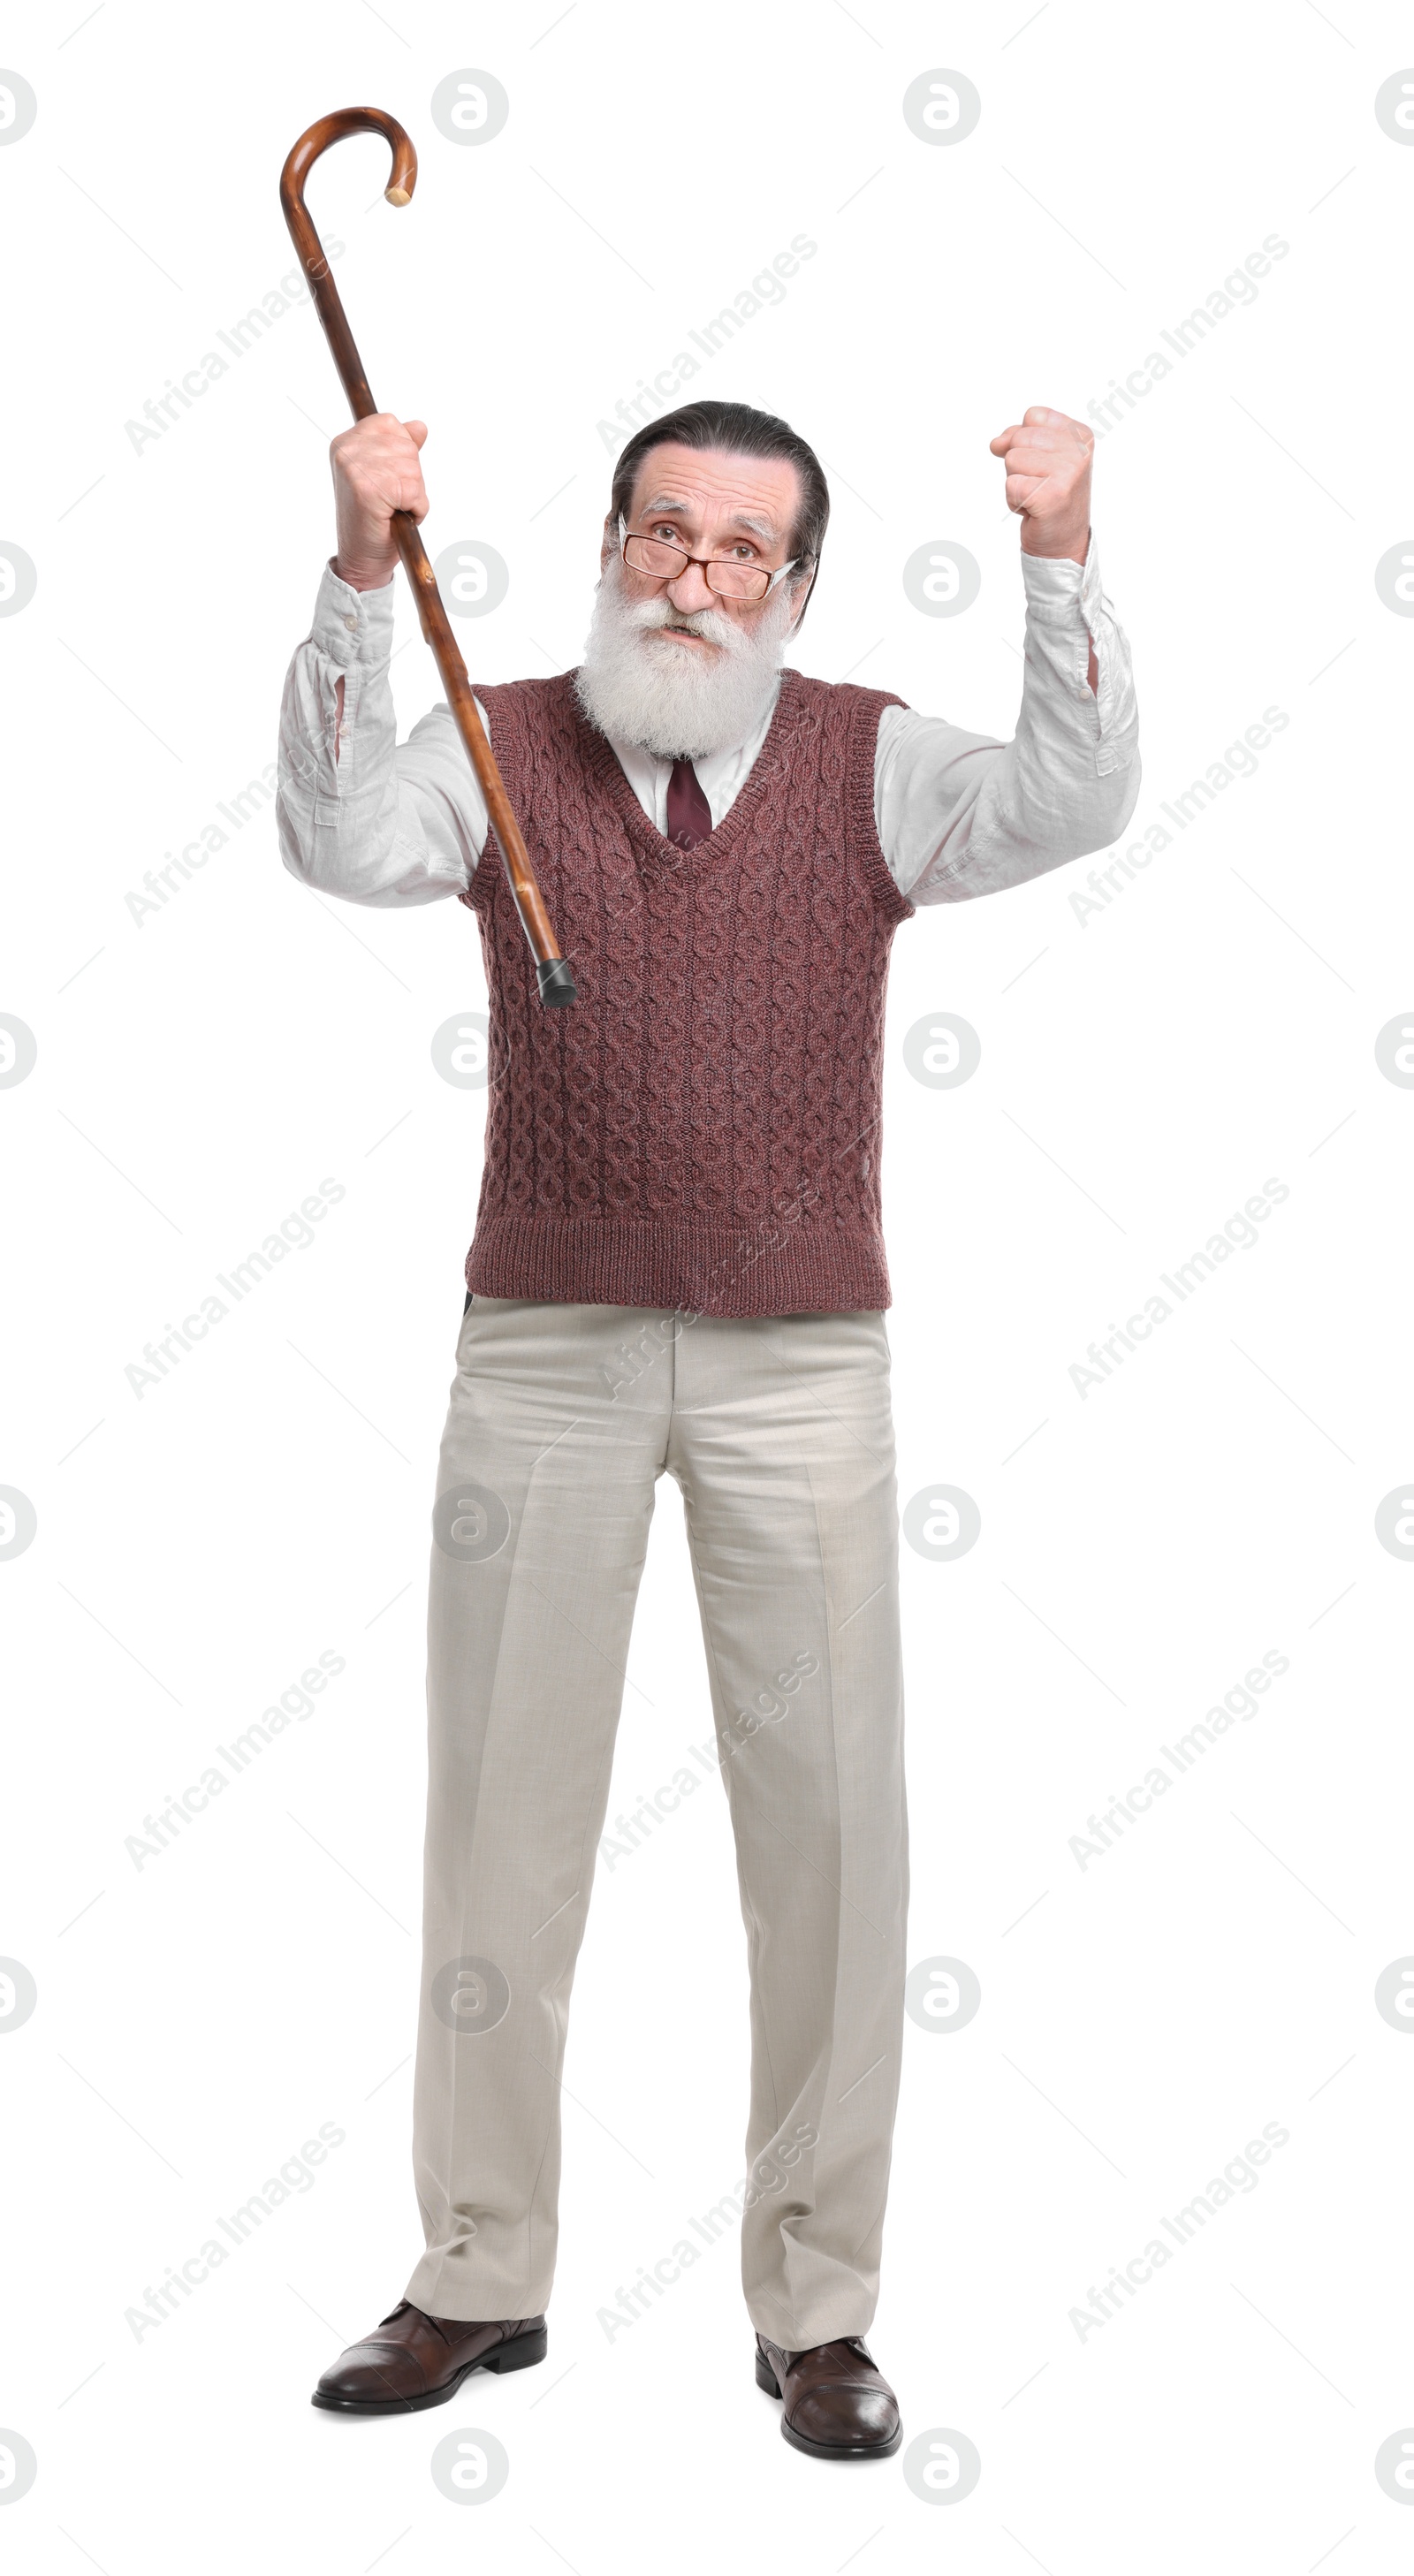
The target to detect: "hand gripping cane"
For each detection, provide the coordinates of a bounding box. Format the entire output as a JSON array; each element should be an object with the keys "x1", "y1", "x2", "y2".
[{"x1": 280, "y1": 107, "x2": 578, "y2": 1007}]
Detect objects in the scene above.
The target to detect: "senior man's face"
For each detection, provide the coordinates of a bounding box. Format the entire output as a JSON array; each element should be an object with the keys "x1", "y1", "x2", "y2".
[
  {"x1": 575, "y1": 443, "x2": 809, "y2": 759},
  {"x1": 610, "y1": 444, "x2": 804, "y2": 630}
]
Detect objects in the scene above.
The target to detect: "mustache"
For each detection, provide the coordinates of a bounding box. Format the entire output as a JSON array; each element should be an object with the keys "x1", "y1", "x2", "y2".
[{"x1": 620, "y1": 594, "x2": 748, "y2": 653}]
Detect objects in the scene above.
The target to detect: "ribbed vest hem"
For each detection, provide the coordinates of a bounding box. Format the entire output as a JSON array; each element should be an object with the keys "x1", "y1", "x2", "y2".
[{"x1": 465, "y1": 1217, "x2": 891, "y2": 1318}]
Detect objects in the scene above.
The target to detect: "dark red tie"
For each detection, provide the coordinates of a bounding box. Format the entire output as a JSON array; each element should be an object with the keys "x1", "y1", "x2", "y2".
[{"x1": 665, "y1": 756, "x2": 712, "y2": 851}]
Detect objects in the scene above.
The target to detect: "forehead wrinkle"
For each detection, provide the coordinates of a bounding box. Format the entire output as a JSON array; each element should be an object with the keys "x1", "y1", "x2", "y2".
[{"x1": 639, "y1": 490, "x2": 780, "y2": 543}]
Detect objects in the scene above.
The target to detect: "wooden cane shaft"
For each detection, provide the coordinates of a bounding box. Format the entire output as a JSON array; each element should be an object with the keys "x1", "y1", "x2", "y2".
[
  {"x1": 390, "y1": 513, "x2": 564, "y2": 961},
  {"x1": 278, "y1": 108, "x2": 570, "y2": 981}
]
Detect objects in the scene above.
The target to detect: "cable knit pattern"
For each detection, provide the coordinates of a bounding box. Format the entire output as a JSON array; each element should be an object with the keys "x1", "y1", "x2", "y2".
[{"x1": 460, "y1": 668, "x2": 913, "y2": 1317}]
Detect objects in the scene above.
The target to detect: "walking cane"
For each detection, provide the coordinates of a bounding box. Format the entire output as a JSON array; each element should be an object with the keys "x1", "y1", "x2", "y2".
[{"x1": 280, "y1": 106, "x2": 578, "y2": 1007}]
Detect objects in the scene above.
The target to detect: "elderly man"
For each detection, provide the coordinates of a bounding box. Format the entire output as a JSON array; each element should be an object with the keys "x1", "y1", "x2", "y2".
[{"x1": 277, "y1": 396, "x2": 1138, "y2": 2457}]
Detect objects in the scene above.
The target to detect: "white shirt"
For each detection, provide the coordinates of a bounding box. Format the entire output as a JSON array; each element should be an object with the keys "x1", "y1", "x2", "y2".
[{"x1": 277, "y1": 542, "x2": 1139, "y2": 908}]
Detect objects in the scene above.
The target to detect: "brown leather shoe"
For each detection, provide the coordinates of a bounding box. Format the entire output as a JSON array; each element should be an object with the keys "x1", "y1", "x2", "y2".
[
  {"x1": 756, "y1": 2333, "x2": 901, "y2": 2458},
  {"x1": 312, "y1": 2301, "x2": 547, "y2": 2413}
]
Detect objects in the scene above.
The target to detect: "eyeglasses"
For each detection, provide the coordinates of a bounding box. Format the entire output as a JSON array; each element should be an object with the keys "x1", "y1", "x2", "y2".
[{"x1": 618, "y1": 513, "x2": 798, "y2": 604}]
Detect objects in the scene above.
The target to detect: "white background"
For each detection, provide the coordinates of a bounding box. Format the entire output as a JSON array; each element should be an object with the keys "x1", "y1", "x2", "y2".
[{"x1": 4, "y1": 0, "x2": 1412, "y2": 2567}]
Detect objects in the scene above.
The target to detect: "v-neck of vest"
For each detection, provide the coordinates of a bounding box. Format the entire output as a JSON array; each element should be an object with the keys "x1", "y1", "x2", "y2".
[{"x1": 575, "y1": 666, "x2": 802, "y2": 872}]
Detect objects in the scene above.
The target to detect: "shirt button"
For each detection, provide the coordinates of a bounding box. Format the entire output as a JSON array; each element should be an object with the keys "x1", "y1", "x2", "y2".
[{"x1": 344, "y1": 614, "x2": 358, "y2": 633}]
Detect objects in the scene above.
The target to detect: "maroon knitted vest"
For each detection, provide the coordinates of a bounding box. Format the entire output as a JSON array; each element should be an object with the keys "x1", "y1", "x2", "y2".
[{"x1": 459, "y1": 667, "x2": 912, "y2": 1317}]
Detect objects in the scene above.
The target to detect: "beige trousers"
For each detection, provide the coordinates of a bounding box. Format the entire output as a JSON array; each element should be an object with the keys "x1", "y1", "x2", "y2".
[{"x1": 405, "y1": 1294, "x2": 908, "y2": 2348}]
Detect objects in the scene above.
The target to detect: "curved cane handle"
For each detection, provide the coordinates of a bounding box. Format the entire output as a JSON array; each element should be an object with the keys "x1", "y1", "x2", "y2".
[
  {"x1": 279, "y1": 110, "x2": 417, "y2": 420},
  {"x1": 278, "y1": 109, "x2": 577, "y2": 1008}
]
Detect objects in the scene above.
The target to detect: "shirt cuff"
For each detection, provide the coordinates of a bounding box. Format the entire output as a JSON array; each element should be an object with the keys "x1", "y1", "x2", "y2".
[
  {"x1": 1018, "y1": 534, "x2": 1104, "y2": 629},
  {"x1": 1020, "y1": 533, "x2": 1129, "y2": 775},
  {"x1": 308, "y1": 559, "x2": 397, "y2": 667}
]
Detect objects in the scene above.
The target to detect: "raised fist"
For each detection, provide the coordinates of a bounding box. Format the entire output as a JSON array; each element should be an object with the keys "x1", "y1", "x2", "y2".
[
  {"x1": 988, "y1": 406, "x2": 1092, "y2": 565},
  {"x1": 331, "y1": 411, "x2": 430, "y2": 591}
]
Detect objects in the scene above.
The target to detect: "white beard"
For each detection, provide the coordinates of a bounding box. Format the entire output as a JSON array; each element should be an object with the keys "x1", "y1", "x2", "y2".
[{"x1": 574, "y1": 552, "x2": 798, "y2": 759}]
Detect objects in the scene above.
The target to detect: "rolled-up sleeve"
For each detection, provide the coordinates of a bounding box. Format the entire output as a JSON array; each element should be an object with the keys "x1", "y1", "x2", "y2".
[
  {"x1": 877, "y1": 535, "x2": 1140, "y2": 905},
  {"x1": 276, "y1": 560, "x2": 489, "y2": 907}
]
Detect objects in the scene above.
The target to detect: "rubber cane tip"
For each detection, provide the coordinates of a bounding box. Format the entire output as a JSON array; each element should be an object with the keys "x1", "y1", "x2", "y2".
[
  {"x1": 536, "y1": 958, "x2": 578, "y2": 1008},
  {"x1": 384, "y1": 186, "x2": 411, "y2": 206}
]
